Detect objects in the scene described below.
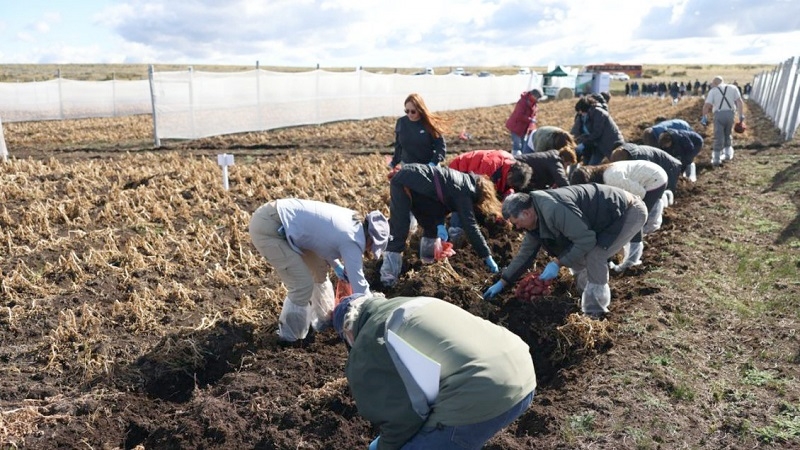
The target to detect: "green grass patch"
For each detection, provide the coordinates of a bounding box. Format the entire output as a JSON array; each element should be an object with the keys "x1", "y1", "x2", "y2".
[{"x1": 754, "y1": 402, "x2": 800, "y2": 444}]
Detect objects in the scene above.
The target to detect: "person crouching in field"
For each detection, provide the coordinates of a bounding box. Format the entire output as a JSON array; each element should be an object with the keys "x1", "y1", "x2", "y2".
[
  {"x1": 571, "y1": 95, "x2": 625, "y2": 165},
  {"x1": 569, "y1": 161, "x2": 669, "y2": 271},
  {"x1": 610, "y1": 143, "x2": 683, "y2": 195},
  {"x1": 447, "y1": 149, "x2": 532, "y2": 244},
  {"x1": 380, "y1": 163, "x2": 503, "y2": 287},
  {"x1": 514, "y1": 146, "x2": 578, "y2": 190},
  {"x1": 248, "y1": 198, "x2": 390, "y2": 343},
  {"x1": 657, "y1": 128, "x2": 704, "y2": 182},
  {"x1": 523, "y1": 125, "x2": 575, "y2": 154},
  {"x1": 332, "y1": 293, "x2": 537, "y2": 450},
  {"x1": 483, "y1": 186, "x2": 647, "y2": 317},
  {"x1": 641, "y1": 117, "x2": 692, "y2": 147}
]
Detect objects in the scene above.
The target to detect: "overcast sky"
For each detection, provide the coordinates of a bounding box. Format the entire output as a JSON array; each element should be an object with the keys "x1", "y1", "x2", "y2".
[{"x1": 1, "y1": 0, "x2": 798, "y2": 69}]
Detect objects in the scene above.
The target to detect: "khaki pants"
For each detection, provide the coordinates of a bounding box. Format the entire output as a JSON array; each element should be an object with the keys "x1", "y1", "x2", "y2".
[{"x1": 249, "y1": 201, "x2": 328, "y2": 307}]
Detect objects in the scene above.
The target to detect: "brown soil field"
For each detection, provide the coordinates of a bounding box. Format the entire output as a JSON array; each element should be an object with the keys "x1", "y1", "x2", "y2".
[{"x1": 1, "y1": 94, "x2": 799, "y2": 449}]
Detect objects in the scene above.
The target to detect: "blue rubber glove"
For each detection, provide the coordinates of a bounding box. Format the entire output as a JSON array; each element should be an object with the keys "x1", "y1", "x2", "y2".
[
  {"x1": 428, "y1": 161, "x2": 438, "y2": 167},
  {"x1": 575, "y1": 143, "x2": 585, "y2": 155},
  {"x1": 437, "y1": 224, "x2": 448, "y2": 242},
  {"x1": 483, "y1": 280, "x2": 504, "y2": 299},
  {"x1": 333, "y1": 262, "x2": 348, "y2": 282},
  {"x1": 368, "y1": 436, "x2": 380, "y2": 450},
  {"x1": 539, "y1": 261, "x2": 560, "y2": 281},
  {"x1": 700, "y1": 115, "x2": 708, "y2": 126},
  {"x1": 739, "y1": 114, "x2": 745, "y2": 122},
  {"x1": 484, "y1": 256, "x2": 499, "y2": 273}
]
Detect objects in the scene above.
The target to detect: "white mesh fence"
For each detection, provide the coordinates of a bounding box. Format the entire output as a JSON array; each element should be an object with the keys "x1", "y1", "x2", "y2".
[
  {"x1": 0, "y1": 79, "x2": 152, "y2": 122},
  {"x1": 0, "y1": 68, "x2": 544, "y2": 144},
  {"x1": 149, "y1": 69, "x2": 543, "y2": 143},
  {"x1": 0, "y1": 115, "x2": 7, "y2": 162}
]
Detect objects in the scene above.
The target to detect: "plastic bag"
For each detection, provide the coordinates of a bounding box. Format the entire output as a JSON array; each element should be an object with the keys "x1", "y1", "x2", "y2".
[
  {"x1": 277, "y1": 297, "x2": 312, "y2": 342},
  {"x1": 335, "y1": 279, "x2": 353, "y2": 305},
  {"x1": 310, "y1": 280, "x2": 335, "y2": 332},
  {"x1": 419, "y1": 237, "x2": 439, "y2": 264},
  {"x1": 434, "y1": 241, "x2": 456, "y2": 261}
]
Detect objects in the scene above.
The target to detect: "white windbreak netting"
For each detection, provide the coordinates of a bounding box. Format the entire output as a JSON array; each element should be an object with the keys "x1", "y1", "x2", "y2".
[
  {"x1": 0, "y1": 79, "x2": 152, "y2": 122},
  {"x1": 150, "y1": 69, "x2": 543, "y2": 142},
  {"x1": 0, "y1": 115, "x2": 7, "y2": 161},
  {"x1": 0, "y1": 69, "x2": 544, "y2": 143}
]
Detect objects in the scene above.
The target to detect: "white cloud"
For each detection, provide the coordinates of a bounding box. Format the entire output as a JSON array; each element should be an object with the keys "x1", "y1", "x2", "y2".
[{"x1": 1, "y1": 0, "x2": 797, "y2": 66}]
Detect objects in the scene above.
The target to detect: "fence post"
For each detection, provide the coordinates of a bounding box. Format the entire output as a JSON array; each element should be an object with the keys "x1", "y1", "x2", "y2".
[
  {"x1": 57, "y1": 68, "x2": 65, "y2": 120},
  {"x1": 148, "y1": 65, "x2": 160, "y2": 147}
]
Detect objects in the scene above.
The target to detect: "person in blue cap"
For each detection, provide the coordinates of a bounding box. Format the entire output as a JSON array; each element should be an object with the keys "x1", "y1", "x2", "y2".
[{"x1": 332, "y1": 293, "x2": 536, "y2": 450}]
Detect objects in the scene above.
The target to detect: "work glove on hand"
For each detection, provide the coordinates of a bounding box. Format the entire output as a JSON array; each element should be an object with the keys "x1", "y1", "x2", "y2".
[
  {"x1": 368, "y1": 436, "x2": 380, "y2": 450},
  {"x1": 539, "y1": 261, "x2": 560, "y2": 281},
  {"x1": 483, "y1": 280, "x2": 504, "y2": 300},
  {"x1": 700, "y1": 115, "x2": 708, "y2": 126},
  {"x1": 484, "y1": 256, "x2": 499, "y2": 273},
  {"x1": 575, "y1": 143, "x2": 585, "y2": 155},
  {"x1": 436, "y1": 224, "x2": 449, "y2": 242},
  {"x1": 333, "y1": 262, "x2": 348, "y2": 282},
  {"x1": 739, "y1": 114, "x2": 745, "y2": 122},
  {"x1": 428, "y1": 161, "x2": 438, "y2": 167}
]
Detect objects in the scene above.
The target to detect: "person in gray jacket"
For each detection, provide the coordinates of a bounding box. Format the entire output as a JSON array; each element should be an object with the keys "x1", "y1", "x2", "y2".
[
  {"x1": 483, "y1": 185, "x2": 647, "y2": 317},
  {"x1": 332, "y1": 293, "x2": 537, "y2": 450}
]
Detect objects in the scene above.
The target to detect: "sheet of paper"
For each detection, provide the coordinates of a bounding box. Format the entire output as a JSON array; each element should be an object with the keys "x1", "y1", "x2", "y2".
[{"x1": 386, "y1": 329, "x2": 441, "y2": 403}]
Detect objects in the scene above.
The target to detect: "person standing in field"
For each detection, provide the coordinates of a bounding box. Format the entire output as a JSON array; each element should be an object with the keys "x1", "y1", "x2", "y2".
[
  {"x1": 482, "y1": 186, "x2": 647, "y2": 318},
  {"x1": 506, "y1": 89, "x2": 542, "y2": 155},
  {"x1": 388, "y1": 93, "x2": 450, "y2": 169},
  {"x1": 248, "y1": 198, "x2": 390, "y2": 343},
  {"x1": 332, "y1": 293, "x2": 537, "y2": 450},
  {"x1": 702, "y1": 76, "x2": 745, "y2": 167}
]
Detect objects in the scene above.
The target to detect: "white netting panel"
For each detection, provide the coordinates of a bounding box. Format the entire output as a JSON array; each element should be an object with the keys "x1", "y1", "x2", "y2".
[
  {"x1": 0, "y1": 79, "x2": 151, "y2": 122},
  {"x1": 151, "y1": 69, "x2": 543, "y2": 141}
]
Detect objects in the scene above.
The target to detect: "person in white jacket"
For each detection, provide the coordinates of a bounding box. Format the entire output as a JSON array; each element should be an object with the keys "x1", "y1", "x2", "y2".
[
  {"x1": 569, "y1": 160, "x2": 669, "y2": 271},
  {"x1": 249, "y1": 199, "x2": 390, "y2": 342}
]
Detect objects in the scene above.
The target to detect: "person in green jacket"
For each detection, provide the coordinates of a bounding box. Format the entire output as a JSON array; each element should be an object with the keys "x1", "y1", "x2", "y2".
[{"x1": 332, "y1": 293, "x2": 537, "y2": 450}]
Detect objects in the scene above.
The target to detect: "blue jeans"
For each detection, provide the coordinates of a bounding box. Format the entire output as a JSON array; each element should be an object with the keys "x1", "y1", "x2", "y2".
[
  {"x1": 511, "y1": 133, "x2": 525, "y2": 155},
  {"x1": 401, "y1": 390, "x2": 534, "y2": 449}
]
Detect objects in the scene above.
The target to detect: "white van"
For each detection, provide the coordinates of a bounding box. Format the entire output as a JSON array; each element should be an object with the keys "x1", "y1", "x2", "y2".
[{"x1": 452, "y1": 67, "x2": 466, "y2": 76}]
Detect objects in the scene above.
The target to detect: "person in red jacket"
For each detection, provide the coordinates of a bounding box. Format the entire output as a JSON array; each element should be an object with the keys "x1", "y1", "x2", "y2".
[
  {"x1": 449, "y1": 150, "x2": 533, "y2": 198},
  {"x1": 447, "y1": 150, "x2": 532, "y2": 244},
  {"x1": 506, "y1": 89, "x2": 542, "y2": 155}
]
